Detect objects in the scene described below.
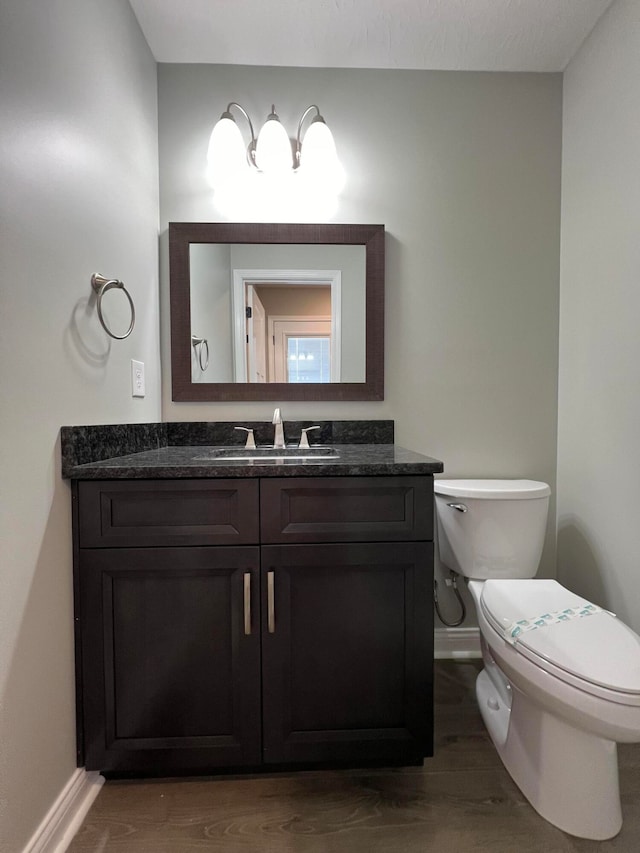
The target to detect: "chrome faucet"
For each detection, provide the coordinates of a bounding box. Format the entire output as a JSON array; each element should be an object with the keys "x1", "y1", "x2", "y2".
[{"x1": 272, "y1": 407, "x2": 285, "y2": 449}]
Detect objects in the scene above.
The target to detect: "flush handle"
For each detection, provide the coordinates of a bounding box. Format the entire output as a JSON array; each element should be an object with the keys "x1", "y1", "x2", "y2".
[{"x1": 447, "y1": 502, "x2": 468, "y2": 513}]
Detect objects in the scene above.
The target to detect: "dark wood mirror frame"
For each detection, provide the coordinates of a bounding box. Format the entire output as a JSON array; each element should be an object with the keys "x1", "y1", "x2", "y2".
[{"x1": 169, "y1": 222, "x2": 385, "y2": 402}]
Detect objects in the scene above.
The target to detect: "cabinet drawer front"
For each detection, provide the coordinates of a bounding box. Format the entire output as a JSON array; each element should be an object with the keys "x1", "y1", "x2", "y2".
[
  {"x1": 78, "y1": 479, "x2": 259, "y2": 547},
  {"x1": 260, "y1": 476, "x2": 432, "y2": 543}
]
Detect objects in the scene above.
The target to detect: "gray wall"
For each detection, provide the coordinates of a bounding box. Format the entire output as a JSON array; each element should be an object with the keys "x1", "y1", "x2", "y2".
[
  {"x1": 0, "y1": 1, "x2": 160, "y2": 848},
  {"x1": 158, "y1": 65, "x2": 562, "y2": 591},
  {"x1": 558, "y1": 0, "x2": 640, "y2": 630},
  {"x1": 190, "y1": 243, "x2": 233, "y2": 382}
]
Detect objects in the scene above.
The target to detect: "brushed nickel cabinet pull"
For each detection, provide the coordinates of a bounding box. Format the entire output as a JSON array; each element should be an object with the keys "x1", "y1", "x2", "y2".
[
  {"x1": 243, "y1": 572, "x2": 251, "y2": 635},
  {"x1": 267, "y1": 570, "x2": 275, "y2": 633}
]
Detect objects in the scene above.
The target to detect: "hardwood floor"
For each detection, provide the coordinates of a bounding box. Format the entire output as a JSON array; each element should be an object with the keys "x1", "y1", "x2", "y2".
[{"x1": 67, "y1": 660, "x2": 640, "y2": 852}]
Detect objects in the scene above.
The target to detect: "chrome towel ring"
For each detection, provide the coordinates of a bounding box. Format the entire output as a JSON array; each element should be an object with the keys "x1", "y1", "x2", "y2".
[
  {"x1": 191, "y1": 335, "x2": 209, "y2": 371},
  {"x1": 91, "y1": 273, "x2": 135, "y2": 340}
]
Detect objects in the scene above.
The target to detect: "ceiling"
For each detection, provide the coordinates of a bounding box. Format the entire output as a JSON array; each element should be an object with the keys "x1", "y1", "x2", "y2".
[{"x1": 129, "y1": 0, "x2": 614, "y2": 72}]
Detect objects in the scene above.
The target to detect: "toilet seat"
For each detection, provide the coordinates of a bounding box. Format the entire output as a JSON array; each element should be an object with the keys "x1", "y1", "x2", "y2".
[{"x1": 480, "y1": 579, "x2": 640, "y2": 705}]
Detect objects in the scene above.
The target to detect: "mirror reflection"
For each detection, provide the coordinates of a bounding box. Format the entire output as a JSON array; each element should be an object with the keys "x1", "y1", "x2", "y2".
[{"x1": 189, "y1": 243, "x2": 366, "y2": 384}]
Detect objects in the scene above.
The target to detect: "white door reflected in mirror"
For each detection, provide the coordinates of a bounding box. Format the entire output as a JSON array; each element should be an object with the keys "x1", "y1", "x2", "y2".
[{"x1": 246, "y1": 286, "x2": 267, "y2": 383}]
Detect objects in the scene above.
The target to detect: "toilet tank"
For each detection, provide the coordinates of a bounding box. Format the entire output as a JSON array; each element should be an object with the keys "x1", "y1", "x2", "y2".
[{"x1": 434, "y1": 479, "x2": 550, "y2": 580}]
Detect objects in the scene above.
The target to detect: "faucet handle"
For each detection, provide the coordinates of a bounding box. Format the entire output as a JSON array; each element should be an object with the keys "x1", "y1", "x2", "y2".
[
  {"x1": 298, "y1": 426, "x2": 321, "y2": 449},
  {"x1": 234, "y1": 426, "x2": 256, "y2": 449}
]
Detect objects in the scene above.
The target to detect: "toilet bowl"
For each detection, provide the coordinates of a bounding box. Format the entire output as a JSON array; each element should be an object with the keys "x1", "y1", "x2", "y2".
[{"x1": 434, "y1": 479, "x2": 640, "y2": 840}]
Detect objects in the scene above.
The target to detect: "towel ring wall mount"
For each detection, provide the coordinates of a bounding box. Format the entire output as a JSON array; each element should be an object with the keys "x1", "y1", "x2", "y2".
[
  {"x1": 191, "y1": 334, "x2": 210, "y2": 371},
  {"x1": 91, "y1": 273, "x2": 136, "y2": 340}
]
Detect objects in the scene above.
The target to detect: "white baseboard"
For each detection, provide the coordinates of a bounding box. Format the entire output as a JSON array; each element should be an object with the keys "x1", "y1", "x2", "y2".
[
  {"x1": 23, "y1": 768, "x2": 104, "y2": 853},
  {"x1": 434, "y1": 626, "x2": 482, "y2": 659}
]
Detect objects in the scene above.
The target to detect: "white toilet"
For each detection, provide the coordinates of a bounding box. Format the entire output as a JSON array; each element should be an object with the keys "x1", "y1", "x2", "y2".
[{"x1": 434, "y1": 478, "x2": 640, "y2": 840}]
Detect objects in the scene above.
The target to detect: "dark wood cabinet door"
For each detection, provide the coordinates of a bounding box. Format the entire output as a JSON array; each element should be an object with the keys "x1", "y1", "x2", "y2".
[
  {"x1": 261, "y1": 542, "x2": 433, "y2": 765},
  {"x1": 79, "y1": 547, "x2": 261, "y2": 774}
]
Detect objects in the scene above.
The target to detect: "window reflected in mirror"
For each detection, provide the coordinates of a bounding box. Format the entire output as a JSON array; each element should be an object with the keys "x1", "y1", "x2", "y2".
[{"x1": 286, "y1": 335, "x2": 331, "y2": 384}]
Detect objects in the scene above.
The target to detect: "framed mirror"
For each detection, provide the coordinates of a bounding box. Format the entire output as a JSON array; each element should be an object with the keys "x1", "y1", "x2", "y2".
[{"x1": 169, "y1": 222, "x2": 385, "y2": 401}]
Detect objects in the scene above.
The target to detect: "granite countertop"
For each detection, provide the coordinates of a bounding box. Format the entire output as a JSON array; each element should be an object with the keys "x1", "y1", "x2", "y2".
[
  {"x1": 65, "y1": 443, "x2": 443, "y2": 479},
  {"x1": 61, "y1": 421, "x2": 444, "y2": 479}
]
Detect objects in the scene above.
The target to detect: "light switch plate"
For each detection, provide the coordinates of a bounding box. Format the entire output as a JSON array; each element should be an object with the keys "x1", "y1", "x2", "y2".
[{"x1": 131, "y1": 359, "x2": 145, "y2": 397}]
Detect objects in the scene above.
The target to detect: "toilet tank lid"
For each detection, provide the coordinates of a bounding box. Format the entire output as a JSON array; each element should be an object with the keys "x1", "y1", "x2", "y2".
[{"x1": 434, "y1": 479, "x2": 551, "y2": 500}]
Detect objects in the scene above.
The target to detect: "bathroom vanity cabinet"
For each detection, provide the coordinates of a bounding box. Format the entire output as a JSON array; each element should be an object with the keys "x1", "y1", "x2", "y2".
[{"x1": 73, "y1": 474, "x2": 435, "y2": 775}]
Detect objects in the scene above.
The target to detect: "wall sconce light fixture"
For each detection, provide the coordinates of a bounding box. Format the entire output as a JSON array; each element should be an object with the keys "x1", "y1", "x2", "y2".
[{"x1": 206, "y1": 102, "x2": 343, "y2": 191}]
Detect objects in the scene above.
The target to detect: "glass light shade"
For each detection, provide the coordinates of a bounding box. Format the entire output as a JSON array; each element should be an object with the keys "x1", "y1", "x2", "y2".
[
  {"x1": 299, "y1": 120, "x2": 336, "y2": 169},
  {"x1": 255, "y1": 116, "x2": 292, "y2": 175},
  {"x1": 206, "y1": 117, "x2": 246, "y2": 187},
  {"x1": 298, "y1": 120, "x2": 345, "y2": 193}
]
